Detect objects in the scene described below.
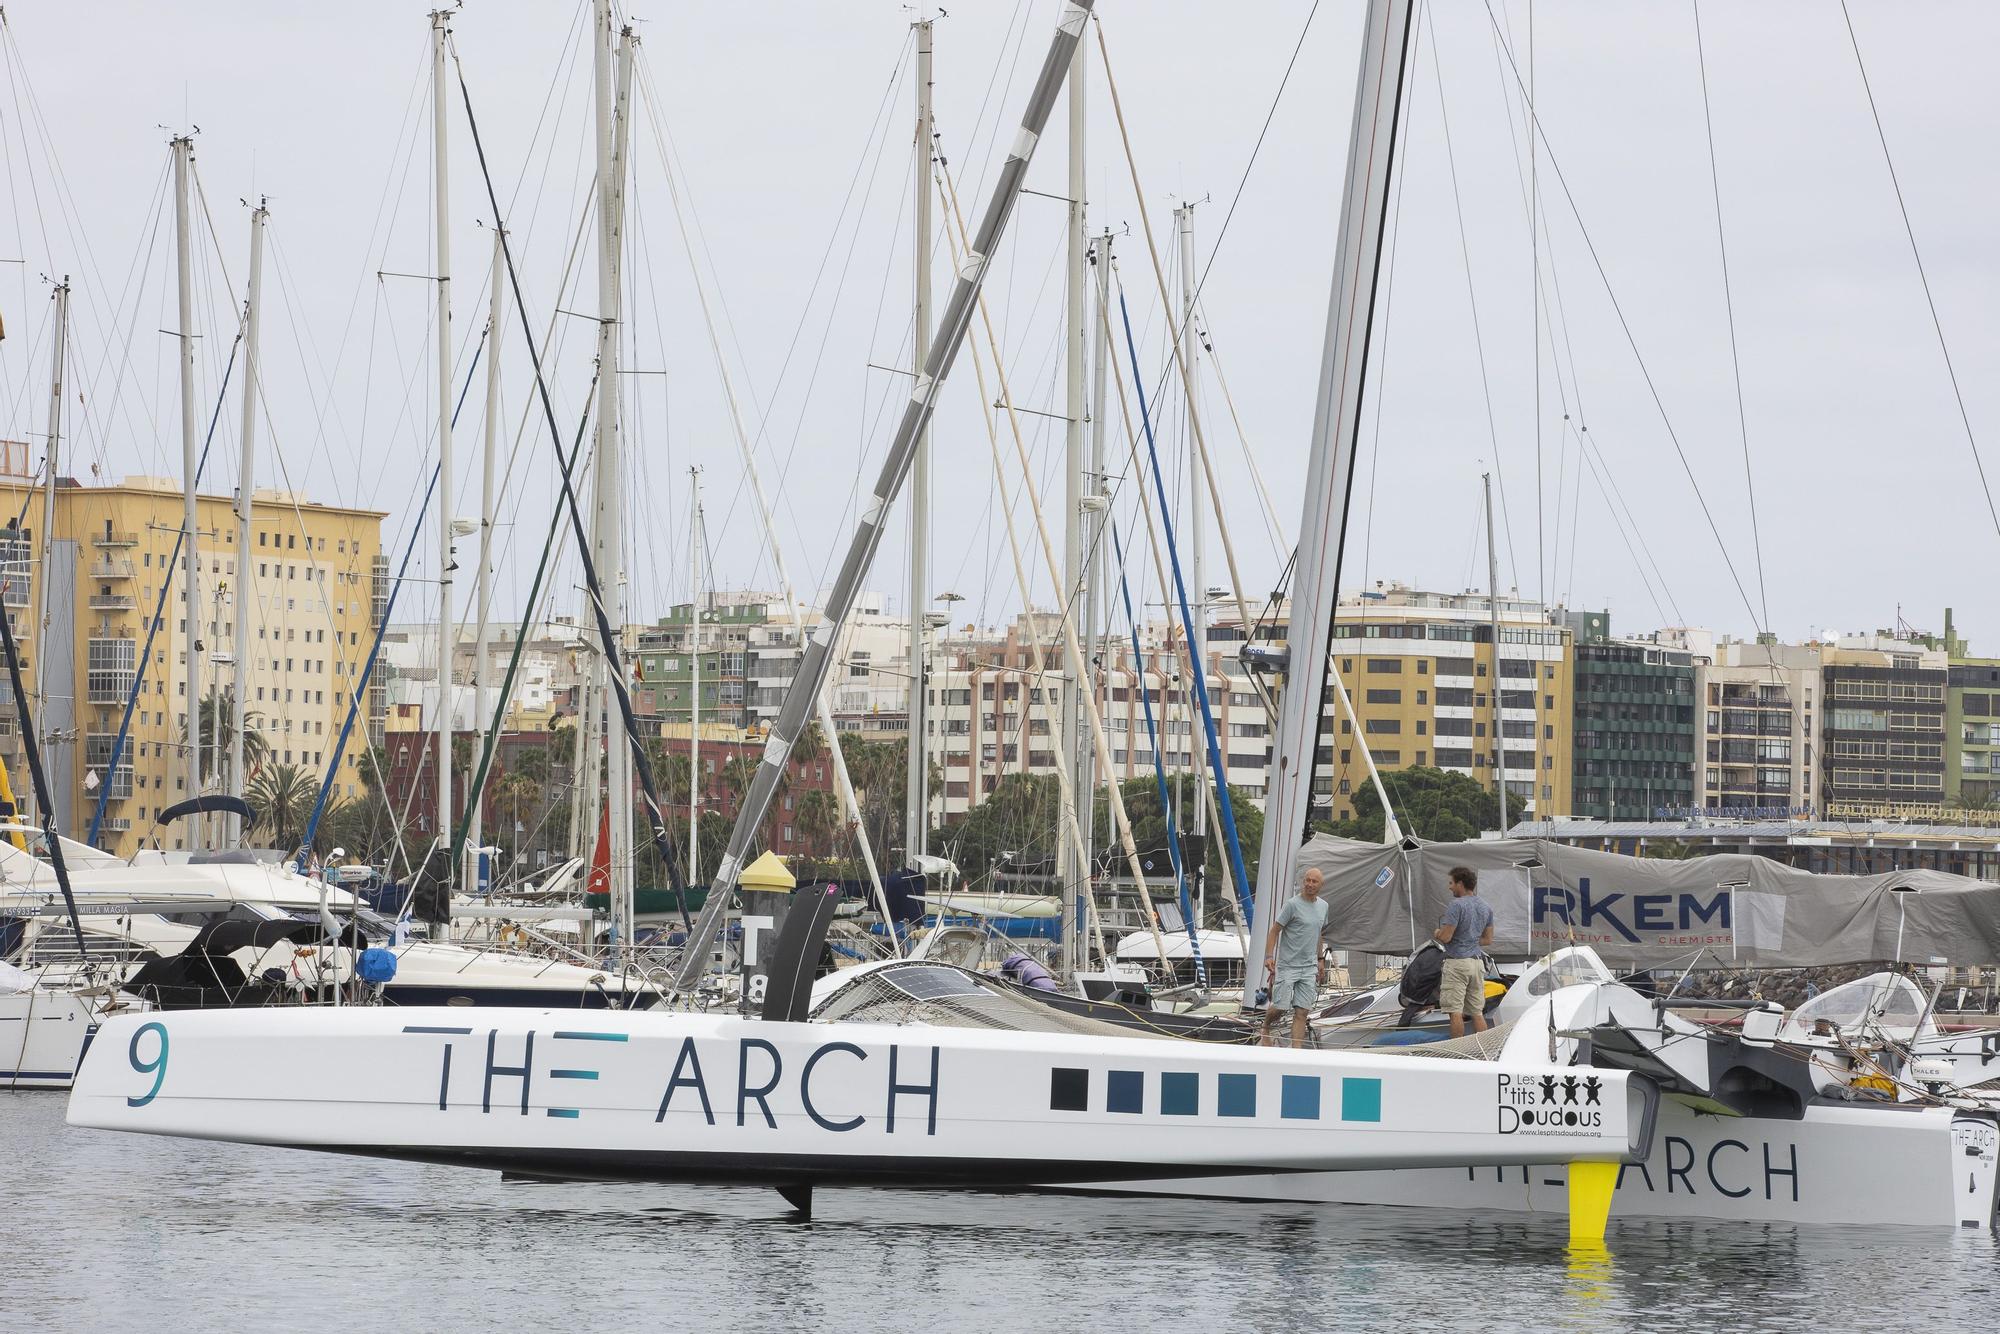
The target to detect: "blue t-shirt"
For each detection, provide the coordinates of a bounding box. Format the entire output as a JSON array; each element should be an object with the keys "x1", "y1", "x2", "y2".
[{"x1": 1440, "y1": 894, "x2": 1492, "y2": 959}]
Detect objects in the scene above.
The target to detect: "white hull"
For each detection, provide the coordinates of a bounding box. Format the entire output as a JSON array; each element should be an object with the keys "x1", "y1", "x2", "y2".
[
  {"x1": 1099, "y1": 1096, "x2": 2000, "y2": 1229},
  {"x1": 69, "y1": 1006, "x2": 1649, "y2": 1193},
  {"x1": 2, "y1": 989, "x2": 108, "y2": 1091}
]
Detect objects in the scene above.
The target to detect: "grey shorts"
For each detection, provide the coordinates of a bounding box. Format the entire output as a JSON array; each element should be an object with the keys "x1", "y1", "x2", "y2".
[{"x1": 1268, "y1": 972, "x2": 1317, "y2": 1013}]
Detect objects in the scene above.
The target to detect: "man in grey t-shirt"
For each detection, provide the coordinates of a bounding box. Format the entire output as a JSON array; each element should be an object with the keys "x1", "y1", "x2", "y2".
[
  {"x1": 1434, "y1": 865, "x2": 1494, "y2": 1038},
  {"x1": 1261, "y1": 867, "x2": 1329, "y2": 1047}
]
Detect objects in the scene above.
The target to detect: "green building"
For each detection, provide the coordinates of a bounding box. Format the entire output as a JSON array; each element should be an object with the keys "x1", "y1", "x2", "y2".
[
  {"x1": 1569, "y1": 624, "x2": 1699, "y2": 820},
  {"x1": 634, "y1": 600, "x2": 762, "y2": 730}
]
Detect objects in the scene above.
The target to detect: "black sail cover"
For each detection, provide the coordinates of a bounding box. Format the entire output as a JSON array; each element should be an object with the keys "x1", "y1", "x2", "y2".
[{"x1": 1300, "y1": 834, "x2": 2000, "y2": 970}]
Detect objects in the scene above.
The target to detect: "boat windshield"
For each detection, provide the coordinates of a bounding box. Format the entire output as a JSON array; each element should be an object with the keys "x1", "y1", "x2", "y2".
[{"x1": 1785, "y1": 972, "x2": 1929, "y2": 1040}]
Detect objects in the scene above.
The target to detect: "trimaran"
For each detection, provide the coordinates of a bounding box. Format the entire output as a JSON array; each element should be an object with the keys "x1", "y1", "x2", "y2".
[{"x1": 66, "y1": 0, "x2": 1669, "y2": 1239}]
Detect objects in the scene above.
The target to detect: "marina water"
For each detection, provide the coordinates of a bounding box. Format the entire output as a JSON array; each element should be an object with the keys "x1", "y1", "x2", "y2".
[{"x1": 7, "y1": 1096, "x2": 1995, "y2": 1332}]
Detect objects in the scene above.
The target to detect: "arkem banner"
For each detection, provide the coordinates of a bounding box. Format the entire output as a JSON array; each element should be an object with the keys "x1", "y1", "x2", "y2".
[{"x1": 1296, "y1": 834, "x2": 2000, "y2": 970}]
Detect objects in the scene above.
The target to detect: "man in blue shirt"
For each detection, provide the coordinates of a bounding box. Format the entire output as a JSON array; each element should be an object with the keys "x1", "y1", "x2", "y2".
[{"x1": 1434, "y1": 865, "x2": 1494, "y2": 1038}]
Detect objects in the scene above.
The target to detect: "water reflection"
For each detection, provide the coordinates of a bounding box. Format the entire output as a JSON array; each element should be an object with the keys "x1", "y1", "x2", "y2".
[{"x1": 6, "y1": 1095, "x2": 1996, "y2": 1333}]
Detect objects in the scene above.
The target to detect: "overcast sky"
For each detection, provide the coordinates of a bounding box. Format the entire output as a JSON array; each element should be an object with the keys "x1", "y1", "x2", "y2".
[{"x1": 1, "y1": 1, "x2": 1995, "y2": 655}]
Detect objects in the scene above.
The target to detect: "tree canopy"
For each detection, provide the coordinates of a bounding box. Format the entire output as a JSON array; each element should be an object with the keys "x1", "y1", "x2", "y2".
[{"x1": 1322, "y1": 765, "x2": 1500, "y2": 844}]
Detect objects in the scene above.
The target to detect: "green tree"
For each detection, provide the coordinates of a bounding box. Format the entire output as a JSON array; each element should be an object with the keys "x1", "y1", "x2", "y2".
[
  {"x1": 247, "y1": 762, "x2": 319, "y2": 851},
  {"x1": 794, "y1": 786, "x2": 843, "y2": 858},
  {"x1": 1323, "y1": 765, "x2": 1500, "y2": 843},
  {"x1": 178, "y1": 686, "x2": 268, "y2": 785}
]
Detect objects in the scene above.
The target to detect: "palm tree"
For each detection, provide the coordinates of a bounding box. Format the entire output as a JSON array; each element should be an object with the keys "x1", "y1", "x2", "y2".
[
  {"x1": 246, "y1": 762, "x2": 319, "y2": 852},
  {"x1": 178, "y1": 686, "x2": 268, "y2": 786},
  {"x1": 794, "y1": 787, "x2": 842, "y2": 857}
]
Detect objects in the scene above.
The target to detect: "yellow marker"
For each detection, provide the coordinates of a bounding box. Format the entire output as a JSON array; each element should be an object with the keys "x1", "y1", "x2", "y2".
[
  {"x1": 1567, "y1": 1158, "x2": 1618, "y2": 1243},
  {"x1": 0, "y1": 754, "x2": 23, "y2": 852}
]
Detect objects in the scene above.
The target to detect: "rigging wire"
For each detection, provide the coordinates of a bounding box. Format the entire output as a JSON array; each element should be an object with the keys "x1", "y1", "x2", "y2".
[
  {"x1": 1480, "y1": 0, "x2": 1766, "y2": 636},
  {"x1": 1692, "y1": 0, "x2": 1771, "y2": 633},
  {"x1": 1837, "y1": 0, "x2": 1998, "y2": 546},
  {"x1": 1424, "y1": 12, "x2": 1521, "y2": 592}
]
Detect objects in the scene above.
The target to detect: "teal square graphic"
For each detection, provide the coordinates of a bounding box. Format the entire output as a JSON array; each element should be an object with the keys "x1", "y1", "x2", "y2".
[
  {"x1": 1161, "y1": 1071, "x2": 1199, "y2": 1116},
  {"x1": 1342, "y1": 1077, "x2": 1382, "y2": 1123}
]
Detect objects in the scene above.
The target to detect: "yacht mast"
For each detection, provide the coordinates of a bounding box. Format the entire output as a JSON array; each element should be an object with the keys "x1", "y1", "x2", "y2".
[
  {"x1": 430, "y1": 13, "x2": 458, "y2": 888},
  {"x1": 171, "y1": 135, "x2": 203, "y2": 845},
  {"x1": 230, "y1": 202, "x2": 266, "y2": 846},
  {"x1": 228, "y1": 200, "x2": 270, "y2": 844},
  {"x1": 687, "y1": 466, "x2": 702, "y2": 887},
  {"x1": 31, "y1": 277, "x2": 65, "y2": 830},
  {"x1": 1485, "y1": 470, "x2": 1509, "y2": 833},
  {"x1": 588, "y1": 2, "x2": 635, "y2": 941},
  {"x1": 1059, "y1": 33, "x2": 1088, "y2": 976},
  {"x1": 1246, "y1": 0, "x2": 1413, "y2": 983},
  {"x1": 675, "y1": 0, "x2": 1098, "y2": 991},
  {"x1": 1081, "y1": 227, "x2": 1112, "y2": 910},
  {"x1": 1175, "y1": 202, "x2": 1208, "y2": 926},
  {"x1": 468, "y1": 223, "x2": 504, "y2": 891},
  {"x1": 904, "y1": 16, "x2": 933, "y2": 869}
]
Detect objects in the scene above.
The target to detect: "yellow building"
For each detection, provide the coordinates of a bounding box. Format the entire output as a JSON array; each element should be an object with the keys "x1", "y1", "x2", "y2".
[
  {"x1": 1325, "y1": 585, "x2": 1574, "y2": 824},
  {"x1": 0, "y1": 461, "x2": 384, "y2": 854}
]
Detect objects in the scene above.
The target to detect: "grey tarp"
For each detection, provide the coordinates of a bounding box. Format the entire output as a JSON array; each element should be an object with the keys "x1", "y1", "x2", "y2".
[{"x1": 1295, "y1": 835, "x2": 2000, "y2": 970}]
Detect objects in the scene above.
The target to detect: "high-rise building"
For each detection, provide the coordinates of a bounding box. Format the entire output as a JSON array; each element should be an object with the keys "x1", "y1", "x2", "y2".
[
  {"x1": 0, "y1": 465, "x2": 385, "y2": 853},
  {"x1": 1325, "y1": 585, "x2": 1573, "y2": 823},
  {"x1": 1693, "y1": 639, "x2": 1821, "y2": 818},
  {"x1": 1819, "y1": 636, "x2": 1948, "y2": 818},
  {"x1": 1569, "y1": 624, "x2": 1699, "y2": 820}
]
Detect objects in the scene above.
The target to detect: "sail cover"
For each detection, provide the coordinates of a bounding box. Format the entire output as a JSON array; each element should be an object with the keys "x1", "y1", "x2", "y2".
[{"x1": 1298, "y1": 834, "x2": 2000, "y2": 969}]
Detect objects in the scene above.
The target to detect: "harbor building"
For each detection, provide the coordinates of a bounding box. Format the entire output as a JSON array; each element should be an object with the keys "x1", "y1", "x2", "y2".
[
  {"x1": 1689, "y1": 638, "x2": 1822, "y2": 819},
  {"x1": 0, "y1": 457, "x2": 384, "y2": 854},
  {"x1": 1818, "y1": 636, "x2": 1948, "y2": 819},
  {"x1": 635, "y1": 591, "x2": 911, "y2": 743},
  {"x1": 1565, "y1": 618, "x2": 1699, "y2": 820},
  {"x1": 1323, "y1": 585, "x2": 1574, "y2": 823}
]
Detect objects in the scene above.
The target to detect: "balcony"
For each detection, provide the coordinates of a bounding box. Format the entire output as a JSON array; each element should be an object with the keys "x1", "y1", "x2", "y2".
[
  {"x1": 88, "y1": 593, "x2": 137, "y2": 612},
  {"x1": 89, "y1": 559, "x2": 136, "y2": 581},
  {"x1": 91, "y1": 530, "x2": 139, "y2": 548}
]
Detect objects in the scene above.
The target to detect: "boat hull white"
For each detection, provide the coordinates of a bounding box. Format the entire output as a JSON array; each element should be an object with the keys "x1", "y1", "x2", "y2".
[
  {"x1": 3, "y1": 989, "x2": 105, "y2": 1091},
  {"x1": 68, "y1": 1007, "x2": 1651, "y2": 1191},
  {"x1": 1093, "y1": 1096, "x2": 2000, "y2": 1228}
]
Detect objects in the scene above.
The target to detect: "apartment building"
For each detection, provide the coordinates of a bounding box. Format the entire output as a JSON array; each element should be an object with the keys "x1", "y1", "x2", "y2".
[
  {"x1": 1325, "y1": 586, "x2": 1573, "y2": 822},
  {"x1": 1693, "y1": 639, "x2": 1821, "y2": 818},
  {"x1": 635, "y1": 591, "x2": 911, "y2": 742},
  {"x1": 1819, "y1": 636, "x2": 1948, "y2": 817},
  {"x1": 0, "y1": 461, "x2": 384, "y2": 853}
]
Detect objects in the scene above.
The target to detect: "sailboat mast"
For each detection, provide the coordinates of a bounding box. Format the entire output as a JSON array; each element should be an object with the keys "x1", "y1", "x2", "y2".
[
  {"x1": 675, "y1": 0, "x2": 1099, "y2": 992},
  {"x1": 1246, "y1": 0, "x2": 1413, "y2": 984},
  {"x1": 588, "y1": 1, "x2": 634, "y2": 940},
  {"x1": 229, "y1": 202, "x2": 265, "y2": 846},
  {"x1": 1082, "y1": 227, "x2": 1112, "y2": 898},
  {"x1": 1484, "y1": 470, "x2": 1509, "y2": 833},
  {"x1": 171, "y1": 135, "x2": 203, "y2": 844},
  {"x1": 31, "y1": 277, "x2": 66, "y2": 829},
  {"x1": 687, "y1": 466, "x2": 701, "y2": 888},
  {"x1": 468, "y1": 222, "x2": 504, "y2": 890},
  {"x1": 1060, "y1": 33, "x2": 1088, "y2": 976},
  {"x1": 905, "y1": 15, "x2": 933, "y2": 868},
  {"x1": 1175, "y1": 203, "x2": 1208, "y2": 915},
  {"x1": 429, "y1": 11, "x2": 455, "y2": 879}
]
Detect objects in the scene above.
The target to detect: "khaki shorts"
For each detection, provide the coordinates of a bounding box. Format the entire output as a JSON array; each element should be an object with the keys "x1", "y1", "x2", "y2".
[{"x1": 1438, "y1": 956, "x2": 1486, "y2": 1016}]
